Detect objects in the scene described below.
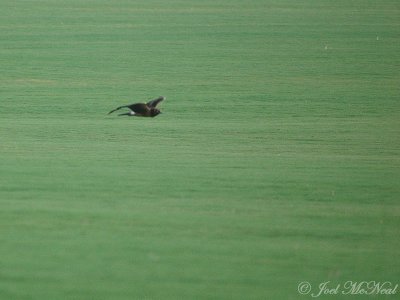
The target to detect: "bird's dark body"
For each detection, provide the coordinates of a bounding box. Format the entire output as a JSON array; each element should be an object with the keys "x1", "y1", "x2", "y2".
[{"x1": 108, "y1": 96, "x2": 165, "y2": 117}]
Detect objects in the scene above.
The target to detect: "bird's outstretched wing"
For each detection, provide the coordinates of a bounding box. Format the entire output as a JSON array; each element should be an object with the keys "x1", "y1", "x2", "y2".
[
  {"x1": 108, "y1": 103, "x2": 149, "y2": 115},
  {"x1": 146, "y1": 96, "x2": 165, "y2": 108},
  {"x1": 108, "y1": 105, "x2": 128, "y2": 114}
]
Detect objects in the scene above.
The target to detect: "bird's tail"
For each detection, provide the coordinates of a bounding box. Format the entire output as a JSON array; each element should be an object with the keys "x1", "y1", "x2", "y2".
[{"x1": 108, "y1": 105, "x2": 127, "y2": 115}]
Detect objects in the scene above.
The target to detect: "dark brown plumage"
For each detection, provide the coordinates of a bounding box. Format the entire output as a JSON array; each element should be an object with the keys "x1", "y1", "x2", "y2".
[{"x1": 108, "y1": 96, "x2": 165, "y2": 117}]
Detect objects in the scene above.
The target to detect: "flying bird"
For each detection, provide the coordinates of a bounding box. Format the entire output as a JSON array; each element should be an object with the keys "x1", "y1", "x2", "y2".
[{"x1": 108, "y1": 96, "x2": 166, "y2": 117}]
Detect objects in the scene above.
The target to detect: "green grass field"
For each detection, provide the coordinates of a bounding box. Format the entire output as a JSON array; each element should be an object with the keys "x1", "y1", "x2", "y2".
[{"x1": 1, "y1": 0, "x2": 399, "y2": 299}]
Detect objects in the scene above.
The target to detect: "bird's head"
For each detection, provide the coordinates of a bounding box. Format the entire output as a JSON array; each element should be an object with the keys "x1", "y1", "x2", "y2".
[{"x1": 151, "y1": 108, "x2": 161, "y2": 117}]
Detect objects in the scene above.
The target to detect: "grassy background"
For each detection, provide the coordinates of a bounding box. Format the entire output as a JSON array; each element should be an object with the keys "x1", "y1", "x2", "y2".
[{"x1": 1, "y1": 0, "x2": 399, "y2": 299}]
